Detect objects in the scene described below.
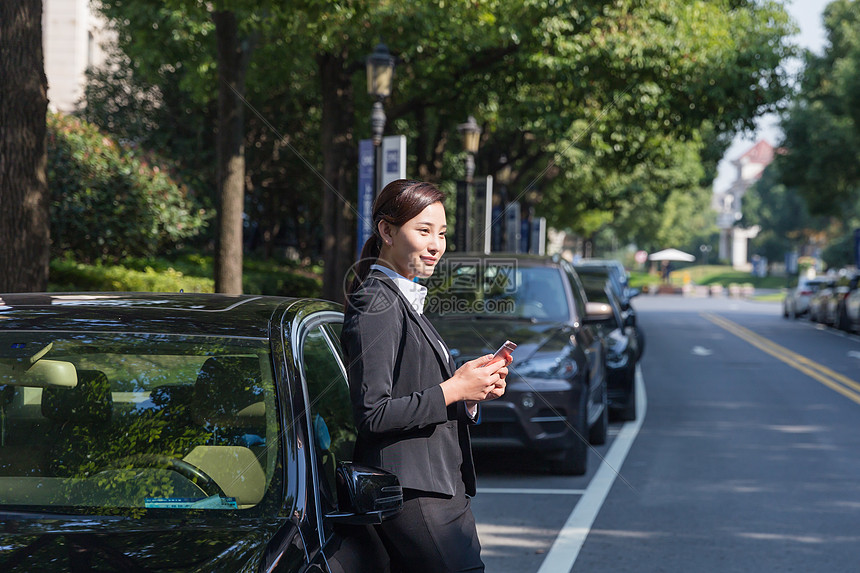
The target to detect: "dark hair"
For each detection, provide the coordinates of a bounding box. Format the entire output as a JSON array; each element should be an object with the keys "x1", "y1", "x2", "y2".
[{"x1": 347, "y1": 179, "x2": 445, "y2": 295}]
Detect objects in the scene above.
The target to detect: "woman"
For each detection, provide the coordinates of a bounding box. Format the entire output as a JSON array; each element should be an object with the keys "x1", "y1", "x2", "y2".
[{"x1": 341, "y1": 179, "x2": 510, "y2": 573}]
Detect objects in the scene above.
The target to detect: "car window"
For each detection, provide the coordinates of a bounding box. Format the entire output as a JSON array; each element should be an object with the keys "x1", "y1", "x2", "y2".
[
  {"x1": 0, "y1": 333, "x2": 279, "y2": 514},
  {"x1": 300, "y1": 325, "x2": 356, "y2": 513},
  {"x1": 579, "y1": 277, "x2": 620, "y2": 330}
]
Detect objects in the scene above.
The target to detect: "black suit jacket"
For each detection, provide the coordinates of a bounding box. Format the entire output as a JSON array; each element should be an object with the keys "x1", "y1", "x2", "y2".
[{"x1": 341, "y1": 270, "x2": 477, "y2": 497}]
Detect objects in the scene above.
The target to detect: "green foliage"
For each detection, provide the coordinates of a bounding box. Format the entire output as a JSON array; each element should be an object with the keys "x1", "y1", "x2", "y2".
[
  {"x1": 821, "y1": 233, "x2": 855, "y2": 269},
  {"x1": 777, "y1": 0, "x2": 860, "y2": 217},
  {"x1": 85, "y1": 0, "x2": 797, "y2": 265},
  {"x1": 46, "y1": 113, "x2": 209, "y2": 263},
  {"x1": 49, "y1": 258, "x2": 215, "y2": 293}
]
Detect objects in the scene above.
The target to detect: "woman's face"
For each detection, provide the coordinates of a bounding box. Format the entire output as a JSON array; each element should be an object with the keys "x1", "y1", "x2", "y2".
[{"x1": 379, "y1": 201, "x2": 447, "y2": 280}]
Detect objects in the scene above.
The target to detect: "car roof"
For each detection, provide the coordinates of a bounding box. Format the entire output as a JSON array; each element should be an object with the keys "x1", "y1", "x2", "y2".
[{"x1": 0, "y1": 292, "x2": 340, "y2": 338}]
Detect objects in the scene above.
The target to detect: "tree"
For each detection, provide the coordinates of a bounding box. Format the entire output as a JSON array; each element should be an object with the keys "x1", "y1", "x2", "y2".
[
  {"x1": 743, "y1": 161, "x2": 835, "y2": 264},
  {"x1": 213, "y1": 9, "x2": 256, "y2": 294},
  {"x1": 777, "y1": 0, "x2": 860, "y2": 216},
  {"x1": 86, "y1": 0, "x2": 796, "y2": 295},
  {"x1": 0, "y1": 0, "x2": 50, "y2": 292},
  {"x1": 93, "y1": 0, "x2": 260, "y2": 294}
]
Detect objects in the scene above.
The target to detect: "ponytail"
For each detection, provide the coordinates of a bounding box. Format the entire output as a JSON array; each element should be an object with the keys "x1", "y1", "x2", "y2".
[{"x1": 348, "y1": 235, "x2": 381, "y2": 295}]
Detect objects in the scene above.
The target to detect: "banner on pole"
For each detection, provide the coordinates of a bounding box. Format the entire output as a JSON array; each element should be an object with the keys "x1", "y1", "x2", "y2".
[
  {"x1": 357, "y1": 139, "x2": 375, "y2": 260},
  {"x1": 381, "y1": 135, "x2": 406, "y2": 188}
]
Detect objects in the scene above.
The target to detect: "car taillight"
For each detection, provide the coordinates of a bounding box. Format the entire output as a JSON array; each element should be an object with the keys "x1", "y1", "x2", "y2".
[{"x1": 799, "y1": 290, "x2": 813, "y2": 296}]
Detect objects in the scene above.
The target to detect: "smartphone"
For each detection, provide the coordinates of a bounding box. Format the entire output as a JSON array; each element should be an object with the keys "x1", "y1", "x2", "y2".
[{"x1": 491, "y1": 340, "x2": 517, "y2": 362}]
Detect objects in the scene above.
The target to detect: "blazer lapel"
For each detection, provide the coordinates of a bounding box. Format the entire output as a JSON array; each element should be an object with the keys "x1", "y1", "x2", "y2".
[
  {"x1": 418, "y1": 312, "x2": 457, "y2": 376},
  {"x1": 369, "y1": 271, "x2": 454, "y2": 378}
]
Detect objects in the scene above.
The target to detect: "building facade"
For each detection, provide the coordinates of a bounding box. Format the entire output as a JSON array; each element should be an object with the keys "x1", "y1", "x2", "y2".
[
  {"x1": 43, "y1": 0, "x2": 109, "y2": 113},
  {"x1": 713, "y1": 140, "x2": 775, "y2": 270}
]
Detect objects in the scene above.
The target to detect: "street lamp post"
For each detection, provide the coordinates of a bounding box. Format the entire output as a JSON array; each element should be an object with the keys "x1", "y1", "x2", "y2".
[
  {"x1": 366, "y1": 43, "x2": 396, "y2": 196},
  {"x1": 458, "y1": 115, "x2": 481, "y2": 183},
  {"x1": 455, "y1": 116, "x2": 481, "y2": 252}
]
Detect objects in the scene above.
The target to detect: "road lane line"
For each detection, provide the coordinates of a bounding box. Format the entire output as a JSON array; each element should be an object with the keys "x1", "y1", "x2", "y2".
[
  {"x1": 536, "y1": 365, "x2": 647, "y2": 573},
  {"x1": 476, "y1": 488, "x2": 587, "y2": 495},
  {"x1": 702, "y1": 313, "x2": 860, "y2": 406},
  {"x1": 709, "y1": 314, "x2": 860, "y2": 393}
]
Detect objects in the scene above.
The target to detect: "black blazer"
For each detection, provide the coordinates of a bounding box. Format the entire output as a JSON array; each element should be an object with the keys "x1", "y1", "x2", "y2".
[{"x1": 341, "y1": 270, "x2": 477, "y2": 497}]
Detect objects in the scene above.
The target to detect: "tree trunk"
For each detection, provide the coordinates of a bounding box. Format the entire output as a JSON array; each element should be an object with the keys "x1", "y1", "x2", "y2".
[
  {"x1": 213, "y1": 11, "x2": 250, "y2": 294},
  {"x1": 318, "y1": 52, "x2": 356, "y2": 304},
  {"x1": 0, "y1": 0, "x2": 50, "y2": 292}
]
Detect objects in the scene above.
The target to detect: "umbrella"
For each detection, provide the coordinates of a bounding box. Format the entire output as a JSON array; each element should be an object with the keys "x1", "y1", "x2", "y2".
[{"x1": 648, "y1": 248, "x2": 696, "y2": 262}]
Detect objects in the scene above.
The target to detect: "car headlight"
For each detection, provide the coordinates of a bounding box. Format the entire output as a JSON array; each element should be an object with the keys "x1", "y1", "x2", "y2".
[{"x1": 514, "y1": 355, "x2": 578, "y2": 380}]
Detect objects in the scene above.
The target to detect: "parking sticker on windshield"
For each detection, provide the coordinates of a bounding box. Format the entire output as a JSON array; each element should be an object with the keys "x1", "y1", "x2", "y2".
[{"x1": 145, "y1": 496, "x2": 238, "y2": 509}]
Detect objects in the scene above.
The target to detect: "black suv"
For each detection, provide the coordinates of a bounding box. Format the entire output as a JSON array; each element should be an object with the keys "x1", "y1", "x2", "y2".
[{"x1": 424, "y1": 254, "x2": 608, "y2": 475}]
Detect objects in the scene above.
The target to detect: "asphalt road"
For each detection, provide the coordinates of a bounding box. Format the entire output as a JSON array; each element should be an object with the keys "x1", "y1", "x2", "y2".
[{"x1": 471, "y1": 294, "x2": 860, "y2": 572}]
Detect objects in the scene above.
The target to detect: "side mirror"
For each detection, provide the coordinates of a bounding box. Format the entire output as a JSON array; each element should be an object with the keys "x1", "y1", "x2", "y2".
[
  {"x1": 584, "y1": 302, "x2": 613, "y2": 323},
  {"x1": 326, "y1": 462, "x2": 403, "y2": 525}
]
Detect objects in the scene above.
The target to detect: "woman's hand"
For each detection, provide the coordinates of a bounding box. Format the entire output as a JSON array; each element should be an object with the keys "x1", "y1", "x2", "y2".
[{"x1": 441, "y1": 354, "x2": 511, "y2": 405}]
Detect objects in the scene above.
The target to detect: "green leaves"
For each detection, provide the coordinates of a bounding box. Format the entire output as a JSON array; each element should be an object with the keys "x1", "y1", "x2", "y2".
[
  {"x1": 777, "y1": 0, "x2": 860, "y2": 218},
  {"x1": 47, "y1": 113, "x2": 210, "y2": 263},
  {"x1": 87, "y1": 0, "x2": 796, "y2": 255}
]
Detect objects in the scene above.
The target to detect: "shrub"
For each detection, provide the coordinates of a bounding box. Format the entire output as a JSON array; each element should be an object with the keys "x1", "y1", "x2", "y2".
[
  {"x1": 49, "y1": 259, "x2": 214, "y2": 293},
  {"x1": 46, "y1": 112, "x2": 209, "y2": 263},
  {"x1": 48, "y1": 255, "x2": 323, "y2": 298}
]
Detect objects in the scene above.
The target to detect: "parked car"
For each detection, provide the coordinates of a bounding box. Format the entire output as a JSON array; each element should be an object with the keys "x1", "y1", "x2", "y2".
[
  {"x1": 574, "y1": 259, "x2": 637, "y2": 313},
  {"x1": 579, "y1": 258, "x2": 630, "y2": 287},
  {"x1": 578, "y1": 274, "x2": 640, "y2": 421},
  {"x1": 574, "y1": 261, "x2": 644, "y2": 355},
  {"x1": 0, "y1": 293, "x2": 399, "y2": 572},
  {"x1": 808, "y1": 278, "x2": 838, "y2": 324},
  {"x1": 838, "y1": 276, "x2": 860, "y2": 332},
  {"x1": 833, "y1": 274, "x2": 860, "y2": 331},
  {"x1": 423, "y1": 254, "x2": 608, "y2": 476},
  {"x1": 783, "y1": 276, "x2": 830, "y2": 319}
]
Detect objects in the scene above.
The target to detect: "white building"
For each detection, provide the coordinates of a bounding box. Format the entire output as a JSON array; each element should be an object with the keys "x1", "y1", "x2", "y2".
[
  {"x1": 43, "y1": 0, "x2": 110, "y2": 113},
  {"x1": 713, "y1": 140, "x2": 775, "y2": 270}
]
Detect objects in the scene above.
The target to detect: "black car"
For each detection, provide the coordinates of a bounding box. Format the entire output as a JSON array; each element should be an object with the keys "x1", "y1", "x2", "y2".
[
  {"x1": 578, "y1": 275, "x2": 640, "y2": 421},
  {"x1": 0, "y1": 293, "x2": 400, "y2": 572},
  {"x1": 574, "y1": 260, "x2": 644, "y2": 354},
  {"x1": 423, "y1": 254, "x2": 608, "y2": 476}
]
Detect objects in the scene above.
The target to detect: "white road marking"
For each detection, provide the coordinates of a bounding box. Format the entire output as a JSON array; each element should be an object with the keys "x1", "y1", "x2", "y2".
[
  {"x1": 691, "y1": 345, "x2": 713, "y2": 356},
  {"x1": 476, "y1": 488, "x2": 587, "y2": 495},
  {"x1": 849, "y1": 351, "x2": 860, "y2": 360},
  {"x1": 536, "y1": 366, "x2": 647, "y2": 573}
]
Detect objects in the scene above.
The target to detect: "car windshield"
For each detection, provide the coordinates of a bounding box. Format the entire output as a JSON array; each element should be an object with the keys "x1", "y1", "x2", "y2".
[
  {"x1": 576, "y1": 266, "x2": 624, "y2": 299},
  {"x1": 580, "y1": 276, "x2": 611, "y2": 305},
  {"x1": 425, "y1": 261, "x2": 569, "y2": 322},
  {"x1": 0, "y1": 332, "x2": 279, "y2": 515}
]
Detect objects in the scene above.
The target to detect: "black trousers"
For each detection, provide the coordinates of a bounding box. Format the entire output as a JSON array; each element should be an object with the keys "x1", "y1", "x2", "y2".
[{"x1": 377, "y1": 481, "x2": 484, "y2": 573}]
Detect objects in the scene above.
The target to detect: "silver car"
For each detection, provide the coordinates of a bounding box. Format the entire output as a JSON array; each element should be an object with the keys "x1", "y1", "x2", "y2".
[{"x1": 783, "y1": 277, "x2": 830, "y2": 319}]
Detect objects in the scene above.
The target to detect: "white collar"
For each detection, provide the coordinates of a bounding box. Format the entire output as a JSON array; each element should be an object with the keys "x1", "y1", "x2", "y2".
[{"x1": 371, "y1": 264, "x2": 427, "y2": 314}]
